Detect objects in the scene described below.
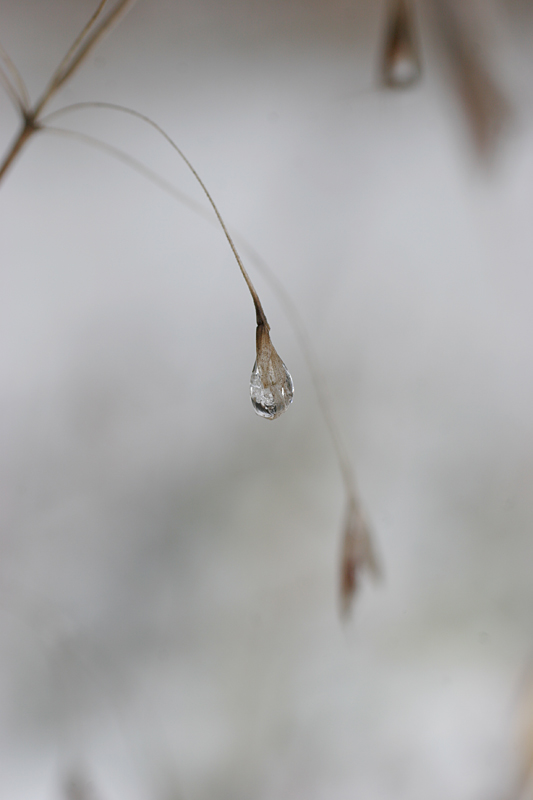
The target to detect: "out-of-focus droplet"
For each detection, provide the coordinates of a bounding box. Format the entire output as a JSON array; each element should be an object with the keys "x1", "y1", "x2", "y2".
[
  {"x1": 382, "y1": 0, "x2": 421, "y2": 89},
  {"x1": 250, "y1": 324, "x2": 294, "y2": 419}
]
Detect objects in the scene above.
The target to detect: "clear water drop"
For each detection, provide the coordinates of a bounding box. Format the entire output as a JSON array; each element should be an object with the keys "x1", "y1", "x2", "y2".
[
  {"x1": 382, "y1": 0, "x2": 421, "y2": 89},
  {"x1": 250, "y1": 358, "x2": 294, "y2": 420},
  {"x1": 387, "y1": 52, "x2": 420, "y2": 87}
]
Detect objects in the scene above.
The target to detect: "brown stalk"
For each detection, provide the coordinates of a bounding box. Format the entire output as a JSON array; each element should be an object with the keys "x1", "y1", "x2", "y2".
[
  {"x1": 0, "y1": 4, "x2": 274, "y2": 383},
  {"x1": 0, "y1": 63, "x2": 25, "y2": 113},
  {"x1": 49, "y1": 0, "x2": 110, "y2": 98},
  {"x1": 3, "y1": 0, "x2": 374, "y2": 607},
  {"x1": 33, "y1": 0, "x2": 135, "y2": 118},
  {"x1": 0, "y1": 115, "x2": 39, "y2": 182},
  {"x1": 0, "y1": 0, "x2": 137, "y2": 184},
  {"x1": 40, "y1": 120, "x2": 380, "y2": 612},
  {"x1": 0, "y1": 39, "x2": 30, "y2": 109},
  {"x1": 430, "y1": 0, "x2": 509, "y2": 155},
  {"x1": 42, "y1": 101, "x2": 270, "y2": 329}
]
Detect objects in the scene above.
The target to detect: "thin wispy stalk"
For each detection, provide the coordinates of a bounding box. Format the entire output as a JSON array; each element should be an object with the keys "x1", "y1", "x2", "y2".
[
  {"x1": 0, "y1": 62, "x2": 25, "y2": 112},
  {"x1": 227, "y1": 228, "x2": 381, "y2": 611},
  {"x1": 33, "y1": 0, "x2": 135, "y2": 118},
  {"x1": 42, "y1": 118, "x2": 380, "y2": 612},
  {"x1": 0, "y1": 0, "x2": 137, "y2": 183},
  {"x1": 0, "y1": 1, "x2": 293, "y2": 422},
  {"x1": 430, "y1": 0, "x2": 509, "y2": 155},
  {"x1": 42, "y1": 101, "x2": 269, "y2": 327},
  {"x1": 44, "y1": 125, "x2": 205, "y2": 211},
  {"x1": 1, "y1": 0, "x2": 377, "y2": 609},
  {"x1": 0, "y1": 38, "x2": 29, "y2": 109},
  {"x1": 43, "y1": 101, "x2": 297, "y2": 420},
  {"x1": 50, "y1": 0, "x2": 110, "y2": 95}
]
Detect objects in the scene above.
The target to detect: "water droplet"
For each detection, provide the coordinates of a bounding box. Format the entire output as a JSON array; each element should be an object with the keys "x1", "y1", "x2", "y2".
[
  {"x1": 382, "y1": 0, "x2": 421, "y2": 89},
  {"x1": 250, "y1": 359, "x2": 294, "y2": 419},
  {"x1": 250, "y1": 323, "x2": 294, "y2": 419},
  {"x1": 387, "y1": 52, "x2": 420, "y2": 86}
]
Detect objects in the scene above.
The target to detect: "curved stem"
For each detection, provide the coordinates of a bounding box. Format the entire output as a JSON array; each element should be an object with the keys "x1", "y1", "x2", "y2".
[
  {"x1": 40, "y1": 121, "x2": 380, "y2": 608},
  {"x1": 41, "y1": 124, "x2": 360, "y2": 512},
  {"x1": 44, "y1": 124, "x2": 206, "y2": 212},
  {"x1": 42, "y1": 102, "x2": 269, "y2": 326}
]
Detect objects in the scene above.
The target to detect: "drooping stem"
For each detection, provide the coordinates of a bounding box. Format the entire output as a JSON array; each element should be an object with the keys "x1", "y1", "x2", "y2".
[
  {"x1": 41, "y1": 123, "x2": 359, "y2": 505},
  {"x1": 42, "y1": 102, "x2": 270, "y2": 327},
  {"x1": 39, "y1": 121, "x2": 379, "y2": 607},
  {"x1": 43, "y1": 125, "x2": 211, "y2": 214}
]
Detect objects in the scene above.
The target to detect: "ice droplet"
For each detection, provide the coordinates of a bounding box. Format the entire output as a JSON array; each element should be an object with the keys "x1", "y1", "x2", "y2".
[
  {"x1": 250, "y1": 358, "x2": 294, "y2": 420},
  {"x1": 250, "y1": 323, "x2": 294, "y2": 419},
  {"x1": 386, "y1": 52, "x2": 420, "y2": 86},
  {"x1": 382, "y1": 0, "x2": 421, "y2": 89}
]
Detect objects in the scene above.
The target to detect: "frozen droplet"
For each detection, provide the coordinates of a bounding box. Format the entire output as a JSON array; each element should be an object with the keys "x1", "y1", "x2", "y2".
[
  {"x1": 250, "y1": 323, "x2": 294, "y2": 419},
  {"x1": 382, "y1": 0, "x2": 421, "y2": 89},
  {"x1": 387, "y1": 52, "x2": 420, "y2": 86},
  {"x1": 250, "y1": 358, "x2": 294, "y2": 419}
]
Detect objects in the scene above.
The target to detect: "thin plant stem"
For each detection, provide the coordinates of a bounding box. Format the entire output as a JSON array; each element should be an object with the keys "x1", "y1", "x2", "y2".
[
  {"x1": 0, "y1": 0, "x2": 137, "y2": 183},
  {"x1": 42, "y1": 101, "x2": 269, "y2": 327},
  {"x1": 50, "y1": 0, "x2": 110, "y2": 94},
  {"x1": 0, "y1": 63, "x2": 25, "y2": 112},
  {"x1": 41, "y1": 128, "x2": 337, "y2": 452},
  {"x1": 0, "y1": 39, "x2": 29, "y2": 108},
  {"x1": 43, "y1": 125, "x2": 205, "y2": 213},
  {"x1": 33, "y1": 0, "x2": 135, "y2": 117},
  {"x1": 0, "y1": 2, "x2": 377, "y2": 614},
  {"x1": 41, "y1": 122, "x2": 380, "y2": 599},
  {"x1": 0, "y1": 117, "x2": 39, "y2": 183}
]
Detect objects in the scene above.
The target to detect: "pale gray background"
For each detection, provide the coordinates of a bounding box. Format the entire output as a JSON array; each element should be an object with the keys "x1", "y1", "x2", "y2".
[{"x1": 1, "y1": 1, "x2": 533, "y2": 798}]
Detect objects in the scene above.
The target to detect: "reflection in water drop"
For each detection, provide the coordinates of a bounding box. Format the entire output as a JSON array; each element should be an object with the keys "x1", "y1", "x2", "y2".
[
  {"x1": 250, "y1": 322, "x2": 293, "y2": 419},
  {"x1": 250, "y1": 358, "x2": 294, "y2": 419}
]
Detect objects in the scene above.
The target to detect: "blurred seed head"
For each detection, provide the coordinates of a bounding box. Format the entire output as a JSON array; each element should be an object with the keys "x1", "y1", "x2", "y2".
[{"x1": 340, "y1": 500, "x2": 381, "y2": 617}]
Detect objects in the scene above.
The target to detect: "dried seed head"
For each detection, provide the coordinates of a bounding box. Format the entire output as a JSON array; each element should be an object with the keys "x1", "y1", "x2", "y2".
[
  {"x1": 250, "y1": 323, "x2": 294, "y2": 419},
  {"x1": 433, "y1": 0, "x2": 509, "y2": 157},
  {"x1": 340, "y1": 500, "x2": 381, "y2": 617}
]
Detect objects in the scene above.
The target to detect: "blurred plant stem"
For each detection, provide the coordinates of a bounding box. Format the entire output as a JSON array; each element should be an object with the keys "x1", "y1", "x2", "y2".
[{"x1": 0, "y1": 0, "x2": 136, "y2": 184}]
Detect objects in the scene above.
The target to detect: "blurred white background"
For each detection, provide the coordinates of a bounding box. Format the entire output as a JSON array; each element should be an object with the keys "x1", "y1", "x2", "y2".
[{"x1": 1, "y1": 1, "x2": 533, "y2": 798}]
